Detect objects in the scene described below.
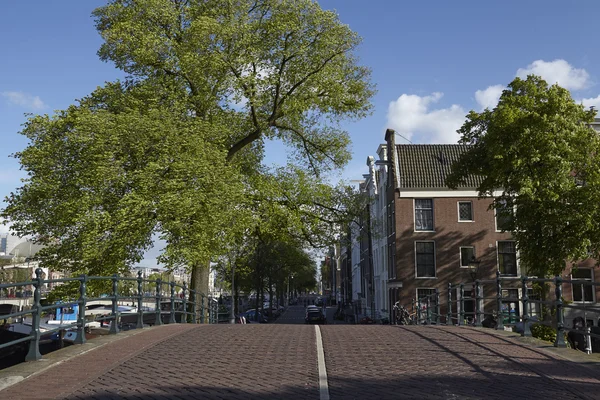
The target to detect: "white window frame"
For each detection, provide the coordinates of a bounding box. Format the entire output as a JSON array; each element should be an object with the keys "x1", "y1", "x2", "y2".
[
  {"x1": 457, "y1": 201, "x2": 474, "y2": 222},
  {"x1": 495, "y1": 199, "x2": 514, "y2": 232},
  {"x1": 415, "y1": 240, "x2": 436, "y2": 279},
  {"x1": 416, "y1": 287, "x2": 436, "y2": 309},
  {"x1": 496, "y1": 240, "x2": 518, "y2": 276},
  {"x1": 571, "y1": 268, "x2": 595, "y2": 303},
  {"x1": 459, "y1": 246, "x2": 475, "y2": 268},
  {"x1": 414, "y1": 198, "x2": 434, "y2": 232}
]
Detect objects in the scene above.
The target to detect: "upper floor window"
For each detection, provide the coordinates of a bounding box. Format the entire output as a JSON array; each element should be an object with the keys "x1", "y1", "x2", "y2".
[
  {"x1": 459, "y1": 246, "x2": 475, "y2": 267},
  {"x1": 572, "y1": 268, "x2": 594, "y2": 303},
  {"x1": 415, "y1": 199, "x2": 434, "y2": 231},
  {"x1": 415, "y1": 241, "x2": 436, "y2": 278},
  {"x1": 458, "y1": 201, "x2": 473, "y2": 222},
  {"x1": 497, "y1": 241, "x2": 517, "y2": 276},
  {"x1": 495, "y1": 199, "x2": 513, "y2": 232}
]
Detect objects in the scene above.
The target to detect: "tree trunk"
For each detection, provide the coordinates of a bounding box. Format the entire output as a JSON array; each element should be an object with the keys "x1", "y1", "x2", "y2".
[{"x1": 190, "y1": 261, "x2": 210, "y2": 323}]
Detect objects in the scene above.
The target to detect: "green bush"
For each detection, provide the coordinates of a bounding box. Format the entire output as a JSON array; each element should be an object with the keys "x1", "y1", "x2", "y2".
[{"x1": 530, "y1": 323, "x2": 556, "y2": 343}]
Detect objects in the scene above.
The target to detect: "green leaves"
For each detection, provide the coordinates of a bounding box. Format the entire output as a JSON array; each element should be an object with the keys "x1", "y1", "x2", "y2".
[{"x1": 447, "y1": 75, "x2": 600, "y2": 275}]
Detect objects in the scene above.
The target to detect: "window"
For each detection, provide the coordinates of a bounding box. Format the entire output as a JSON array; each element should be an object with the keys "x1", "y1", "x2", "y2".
[
  {"x1": 415, "y1": 241, "x2": 435, "y2": 277},
  {"x1": 495, "y1": 199, "x2": 513, "y2": 231},
  {"x1": 460, "y1": 246, "x2": 475, "y2": 267},
  {"x1": 417, "y1": 288, "x2": 436, "y2": 302},
  {"x1": 497, "y1": 241, "x2": 517, "y2": 276},
  {"x1": 572, "y1": 269, "x2": 594, "y2": 302},
  {"x1": 458, "y1": 201, "x2": 473, "y2": 221},
  {"x1": 415, "y1": 199, "x2": 433, "y2": 231}
]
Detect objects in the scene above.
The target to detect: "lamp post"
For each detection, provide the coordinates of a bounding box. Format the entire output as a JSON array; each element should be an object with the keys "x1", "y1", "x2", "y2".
[{"x1": 468, "y1": 256, "x2": 481, "y2": 282}]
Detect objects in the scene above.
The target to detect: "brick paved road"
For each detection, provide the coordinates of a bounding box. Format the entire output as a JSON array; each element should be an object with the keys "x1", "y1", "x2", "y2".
[
  {"x1": 1, "y1": 323, "x2": 599, "y2": 399},
  {"x1": 321, "y1": 325, "x2": 600, "y2": 400}
]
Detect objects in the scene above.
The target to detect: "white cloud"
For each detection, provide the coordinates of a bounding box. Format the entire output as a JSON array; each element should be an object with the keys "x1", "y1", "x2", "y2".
[
  {"x1": 475, "y1": 84, "x2": 504, "y2": 110},
  {"x1": 1, "y1": 91, "x2": 47, "y2": 110},
  {"x1": 580, "y1": 95, "x2": 600, "y2": 111},
  {"x1": 516, "y1": 59, "x2": 590, "y2": 90},
  {"x1": 386, "y1": 92, "x2": 466, "y2": 144}
]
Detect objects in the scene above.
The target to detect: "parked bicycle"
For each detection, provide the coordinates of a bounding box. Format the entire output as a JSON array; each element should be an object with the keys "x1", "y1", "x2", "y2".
[{"x1": 393, "y1": 302, "x2": 414, "y2": 325}]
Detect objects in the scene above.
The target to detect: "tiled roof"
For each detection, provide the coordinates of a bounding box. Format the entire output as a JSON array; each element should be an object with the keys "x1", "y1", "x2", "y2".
[{"x1": 396, "y1": 144, "x2": 483, "y2": 189}]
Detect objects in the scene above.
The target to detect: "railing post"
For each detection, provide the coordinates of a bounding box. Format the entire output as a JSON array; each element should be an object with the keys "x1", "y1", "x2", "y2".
[
  {"x1": 495, "y1": 270, "x2": 504, "y2": 330},
  {"x1": 136, "y1": 271, "x2": 144, "y2": 329},
  {"x1": 169, "y1": 281, "x2": 176, "y2": 324},
  {"x1": 521, "y1": 276, "x2": 531, "y2": 337},
  {"x1": 554, "y1": 276, "x2": 566, "y2": 348},
  {"x1": 201, "y1": 294, "x2": 205, "y2": 324},
  {"x1": 435, "y1": 289, "x2": 441, "y2": 325},
  {"x1": 475, "y1": 280, "x2": 482, "y2": 327},
  {"x1": 155, "y1": 278, "x2": 163, "y2": 326},
  {"x1": 191, "y1": 290, "x2": 197, "y2": 324},
  {"x1": 459, "y1": 283, "x2": 464, "y2": 326},
  {"x1": 181, "y1": 283, "x2": 187, "y2": 324},
  {"x1": 25, "y1": 268, "x2": 43, "y2": 361},
  {"x1": 109, "y1": 275, "x2": 119, "y2": 334},
  {"x1": 447, "y1": 283, "x2": 452, "y2": 325},
  {"x1": 74, "y1": 275, "x2": 87, "y2": 344}
]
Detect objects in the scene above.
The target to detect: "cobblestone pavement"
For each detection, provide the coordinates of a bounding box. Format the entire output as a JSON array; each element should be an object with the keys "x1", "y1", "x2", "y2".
[
  {"x1": 320, "y1": 325, "x2": 600, "y2": 400},
  {"x1": 2, "y1": 323, "x2": 600, "y2": 399}
]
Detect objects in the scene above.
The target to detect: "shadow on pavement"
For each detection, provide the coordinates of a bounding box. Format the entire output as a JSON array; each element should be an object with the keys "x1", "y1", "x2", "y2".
[{"x1": 61, "y1": 371, "x2": 600, "y2": 400}]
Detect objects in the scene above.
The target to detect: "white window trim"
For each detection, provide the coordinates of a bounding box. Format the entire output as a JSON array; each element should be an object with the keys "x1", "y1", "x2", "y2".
[
  {"x1": 571, "y1": 268, "x2": 595, "y2": 303},
  {"x1": 494, "y1": 201, "x2": 516, "y2": 233},
  {"x1": 496, "y1": 240, "x2": 519, "y2": 276},
  {"x1": 415, "y1": 240, "x2": 436, "y2": 279},
  {"x1": 416, "y1": 287, "x2": 436, "y2": 306},
  {"x1": 457, "y1": 201, "x2": 474, "y2": 222},
  {"x1": 413, "y1": 198, "x2": 435, "y2": 233},
  {"x1": 459, "y1": 246, "x2": 475, "y2": 268}
]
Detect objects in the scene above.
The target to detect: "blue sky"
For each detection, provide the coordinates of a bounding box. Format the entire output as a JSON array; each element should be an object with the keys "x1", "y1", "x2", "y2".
[{"x1": 1, "y1": 1, "x2": 599, "y2": 265}]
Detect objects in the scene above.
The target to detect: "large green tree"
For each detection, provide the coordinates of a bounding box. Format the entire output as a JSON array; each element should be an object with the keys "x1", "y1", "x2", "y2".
[
  {"x1": 446, "y1": 75, "x2": 600, "y2": 276},
  {"x1": 93, "y1": 0, "x2": 374, "y2": 175},
  {"x1": 2, "y1": 0, "x2": 373, "y2": 306}
]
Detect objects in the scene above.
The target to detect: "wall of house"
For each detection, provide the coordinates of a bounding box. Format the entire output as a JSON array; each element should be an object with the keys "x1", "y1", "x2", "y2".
[{"x1": 394, "y1": 195, "x2": 513, "y2": 318}]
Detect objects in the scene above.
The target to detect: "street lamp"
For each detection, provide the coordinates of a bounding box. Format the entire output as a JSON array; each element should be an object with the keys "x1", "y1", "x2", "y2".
[{"x1": 468, "y1": 256, "x2": 481, "y2": 282}]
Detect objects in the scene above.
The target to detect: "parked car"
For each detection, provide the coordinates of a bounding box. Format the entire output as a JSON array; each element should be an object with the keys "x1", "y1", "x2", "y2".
[
  {"x1": 243, "y1": 310, "x2": 268, "y2": 323},
  {"x1": 305, "y1": 309, "x2": 326, "y2": 324}
]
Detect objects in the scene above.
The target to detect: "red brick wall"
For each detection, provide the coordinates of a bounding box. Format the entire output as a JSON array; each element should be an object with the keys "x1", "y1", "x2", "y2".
[{"x1": 394, "y1": 195, "x2": 513, "y2": 308}]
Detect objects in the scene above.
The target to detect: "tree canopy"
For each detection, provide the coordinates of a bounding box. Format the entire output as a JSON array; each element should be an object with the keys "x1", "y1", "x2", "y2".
[
  {"x1": 2, "y1": 0, "x2": 373, "y2": 289},
  {"x1": 447, "y1": 75, "x2": 600, "y2": 276}
]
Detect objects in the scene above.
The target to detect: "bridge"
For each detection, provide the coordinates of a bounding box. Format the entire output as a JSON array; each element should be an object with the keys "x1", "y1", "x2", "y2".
[{"x1": 1, "y1": 305, "x2": 599, "y2": 399}]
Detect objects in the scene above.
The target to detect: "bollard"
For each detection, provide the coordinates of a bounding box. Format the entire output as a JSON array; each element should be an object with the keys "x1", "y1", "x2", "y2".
[
  {"x1": 181, "y1": 283, "x2": 187, "y2": 324},
  {"x1": 74, "y1": 275, "x2": 87, "y2": 344},
  {"x1": 495, "y1": 270, "x2": 504, "y2": 331},
  {"x1": 109, "y1": 275, "x2": 119, "y2": 334},
  {"x1": 25, "y1": 268, "x2": 43, "y2": 361},
  {"x1": 169, "y1": 281, "x2": 176, "y2": 324},
  {"x1": 417, "y1": 298, "x2": 422, "y2": 325},
  {"x1": 155, "y1": 278, "x2": 163, "y2": 326},
  {"x1": 521, "y1": 276, "x2": 531, "y2": 337},
  {"x1": 459, "y1": 284, "x2": 464, "y2": 326},
  {"x1": 136, "y1": 271, "x2": 144, "y2": 329},
  {"x1": 554, "y1": 276, "x2": 566, "y2": 348},
  {"x1": 447, "y1": 283, "x2": 452, "y2": 325}
]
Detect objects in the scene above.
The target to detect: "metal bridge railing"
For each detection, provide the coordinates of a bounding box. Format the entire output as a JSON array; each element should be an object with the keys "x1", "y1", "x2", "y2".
[
  {"x1": 409, "y1": 271, "x2": 600, "y2": 354},
  {"x1": 0, "y1": 268, "x2": 212, "y2": 362}
]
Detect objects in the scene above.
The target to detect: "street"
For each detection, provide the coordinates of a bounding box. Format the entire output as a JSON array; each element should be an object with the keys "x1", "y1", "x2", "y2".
[{"x1": 2, "y1": 313, "x2": 600, "y2": 399}]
